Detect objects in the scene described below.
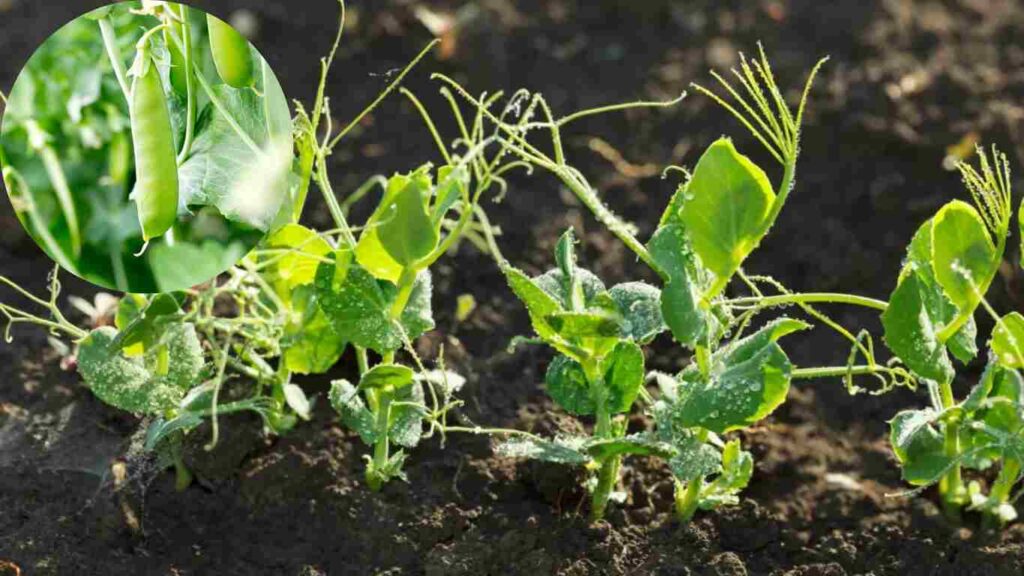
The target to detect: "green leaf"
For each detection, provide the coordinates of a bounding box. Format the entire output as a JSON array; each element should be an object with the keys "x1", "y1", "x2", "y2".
[
  {"x1": 882, "y1": 218, "x2": 981, "y2": 382},
  {"x1": 495, "y1": 436, "x2": 590, "y2": 465},
  {"x1": 883, "y1": 271, "x2": 956, "y2": 383},
  {"x1": 147, "y1": 240, "x2": 249, "y2": 292},
  {"x1": 699, "y1": 440, "x2": 754, "y2": 509},
  {"x1": 674, "y1": 318, "x2": 809, "y2": 434},
  {"x1": 389, "y1": 382, "x2": 426, "y2": 449},
  {"x1": 281, "y1": 285, "x2": 347, "y2": 375},
  {"x1": 77, "y1": 324, "x2": 203, "y2": 414},
  {"x1": 377, "y1": 176, "x2": 439, "y2": 266},
  {"x1": 668, "y1": 434, "x2": 721, "y2": 482},
  {"x1": 993, "y1": 312, "x2": 1024, "y2": 369},
  {"x1": 504, "y1": 265, "x2": 564, "y2": 344},
  {"x1": 431, "y1": 165, "x2": 469, "y2": 226},
  {"x1": 315, "y1": 253, "x2": 434, "y2": 353},
  {"x1": 355, "y1": 170, "x2": 432, "y2": 283},
  {"x1": 677, "y1": 138, "x2": 774, "y2": 297},
  {"x1": 545, "y1": 340, "x2": 644, "y2": 416},
  {"x1": 177, "y1": 85, "x2": 291, "y2": 231},
  {"x1": 931, "y1": 200, "x2": 997, "y2": 318},
  {"x1": 360, "y1": 364, "x2": 415, "y2": 390},
  {"x1": 329, "y1": 379, "x2": 377, "y2": 446},
  {"x1": 533, "y1": 267, "x2": 607, "y2": 310},
  {"x1": 585, "y1": 434, "x2": 675, "y2": 461},
  {"x1": 544, "y1": 310, "x2": 621, "y2": 339},
  {"x1": 648, "y1": 223, "x2": 716, "y2": 348},
  {"x1": 113, "y1": 293, "x2": 183, "y2": 356},
  {"x1": 262, "y1": 224, "x2": 333, "y2": 295},
  {"x1": 608, "y1": 282, "x2": 666, "y2": 344},
  {"x1": 889, "y1": 408, "x2": 951, "y2": 485}
]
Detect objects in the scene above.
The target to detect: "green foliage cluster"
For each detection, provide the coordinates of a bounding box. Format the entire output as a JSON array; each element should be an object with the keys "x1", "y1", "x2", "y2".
[{"x1": 2, "y1": 1, "x2": 1023, "y2": 530}]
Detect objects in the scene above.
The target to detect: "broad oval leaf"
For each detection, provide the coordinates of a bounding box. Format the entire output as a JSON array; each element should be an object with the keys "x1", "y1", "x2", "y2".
[
  {"x1": 931, "y1": 200, "x2": 997, "y2": 318},
  {"x1": 78, "y1": 323, "x2": 203, "y2": 414},
  {"x1": 315, "y1": 253, "x2": 435, "y2": 353},
  {"x1": 262, "y1": 224, "x2": 333, "y2": 295},
  {"x1": 360, "y1": 363, "x2": 415, "y2": 390},
  {"x1": 329, "y1": 379, "x2": 377, "y2": 446},
  {"x1": 889, "y1": 409, "x2": 951, "y2": 485},
  {"x1": 608, "y1": 282, "x2": 666, "y2": 344},
  {"x1": 377, "y1": 177, "x2": 439, "y2": 266},
  {"x1": 992, "y1": 312, "x2": 1024, "y2": 369},
  {"x1": 545, "y1": 340, "x2": 645, "y2": 416},
  {"x1": 674, "y1": 318, "x2": 809, "y2": 433},
  {"x1": 281, "y1": 285, "x2": 347, "y2": 375},
  {"x1": 677, "y1": 138, "x2": 775, "y2": 298},
  {"x1": 389, "y1": 381, "x2": 426, "y2": 449},
  {"x1": 648, "y1": 223, "x2": 717, "y2": 348},
  {"x1": 495, "y1": 436, "x2": 590, "y2": 465}
]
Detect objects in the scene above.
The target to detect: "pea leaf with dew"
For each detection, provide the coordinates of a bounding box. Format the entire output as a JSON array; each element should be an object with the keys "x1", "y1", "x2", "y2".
[
  {"x1": 670, "y1": 318, "x2": 810, "y2": 434},
  {"x1": 495, "y1": 436, "x2": 591, "y2": 465},
  {"x1": 389, "y1": 381, "x2": 427, "y2": 449},
  {"x1": 608, "y1": 282, "x2": 666, "y2": 345},
  {"x1": 931, "y1": 200, "x2": 997, "y2": 322},
  {"x1": 329, "y1": 379, "x2": 377, "y2": 446},
  {"x1": 545, "y1": 340, "x2": 645, "y2": 416},
  {"x1": 992, "y1": 312, "x2": 1024, "y2": 369},
  {"x1": 315, "y1": 252, "x2": 435, "y2": 353},
  {"x1": 359, "y1": 363, "x2": 415, "y2": 390},
  {"x1": 698, "y1": 440, "x2": 754, "y2": 510},
  {"x1": 883, "y1": 218, "x2": 979, "y2": 382},
  {"x1": 676, "y1": 138, "x2": 775, "y2": 300},
  {"x1": 648, "y1": 222, "x2": 717, "y2": 349},
  {"x1": 281, "y1": 285, "x2": 347, "y2": 375},
  {"x1": 78, "y1": 323, "x2": 203, "y2": 414},
  {"x1": 889, "y1": 408, "x2": 953, "y2": 486}
]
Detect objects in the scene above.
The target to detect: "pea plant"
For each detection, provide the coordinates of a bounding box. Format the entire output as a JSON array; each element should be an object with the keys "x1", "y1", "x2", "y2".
[
  {"x1": 0, "y1": 1, "x2": 475, "y2": 490},
  {"x1": 881, "y1": 145, "x2": 1024, "y2": 527},
  {"x1": 1, "y1": 2, "x2": 292, "y2": 292},
  {"x1": 433, "y1": 47, "x2": 917, "y2": 521}
]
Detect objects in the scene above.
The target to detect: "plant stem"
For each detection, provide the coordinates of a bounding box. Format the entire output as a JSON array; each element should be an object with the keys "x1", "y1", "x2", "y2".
[
  {"x1": 389, "y1": 267, "x2": 419, "y2": 320},
  {"x1": 937, "y1": 379, "x2": 965, "y2": 520},
  {"x1": 174, "y1": 457, "x2": 193, "y2": 492},
  {"x1": 984, "y1": 458, "x2": 1021, "y2": 529},
  {"x1": 792, "y1": 365, "x2": 897, "y2": 380},
  {"x1": 98, "y1": 18, "x2": 131, "y2": 100},
  {"x1": 725, "y1": 292, "x2": 888, "y2": 311},
  {"x1": 674, "y1": 476, "x2": 703, "y2": 523},
  {"x1": 367, "y1": 389, "x2": 393, "y2": 492},
  {"x1": 175, "y1": 5, "x2": 196, "y2": 164},
  {"x1": 590, "y1": 453, "x2": 622, "y2": 521}
]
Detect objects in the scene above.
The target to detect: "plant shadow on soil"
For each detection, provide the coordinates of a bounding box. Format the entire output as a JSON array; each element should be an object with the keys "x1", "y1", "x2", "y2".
[{"x1": 3, "y1": 0, "x2": 1024, "y2": 574}]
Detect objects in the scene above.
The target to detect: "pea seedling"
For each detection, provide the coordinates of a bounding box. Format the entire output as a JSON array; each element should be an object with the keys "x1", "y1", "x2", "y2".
[
  {"x1": 881, "y1": 145, "x2": 1024, "y2": 526},
  {"x1": 436, "y1": 46, "x2": 915, "y2": 521}
]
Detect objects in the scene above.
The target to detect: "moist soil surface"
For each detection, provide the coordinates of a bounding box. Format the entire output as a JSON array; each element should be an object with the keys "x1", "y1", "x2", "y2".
[{"x1": 3, "y1": 1, "x2": 1024, "y2": 574}]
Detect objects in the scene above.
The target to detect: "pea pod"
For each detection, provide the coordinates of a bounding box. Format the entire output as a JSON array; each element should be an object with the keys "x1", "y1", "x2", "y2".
[
  {"x1": 129, "y1": 48, "x2": 179, "y2": 242},
  {"x1": 163, "y1": 18, "x2": 188, "y2": 94},
  {"x1": 206, "y1": 14, "x2": 254, "y2": 89}
]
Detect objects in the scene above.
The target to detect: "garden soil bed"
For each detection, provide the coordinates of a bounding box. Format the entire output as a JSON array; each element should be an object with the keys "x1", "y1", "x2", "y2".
[{"x1": 3, "y1": 0, "x2": 1024, "y2": 574}]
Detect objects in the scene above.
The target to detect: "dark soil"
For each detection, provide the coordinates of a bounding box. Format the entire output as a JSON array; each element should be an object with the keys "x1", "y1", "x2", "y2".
[{"x1": 3, "y1": 0, "x2": 1024, "y2": 574}]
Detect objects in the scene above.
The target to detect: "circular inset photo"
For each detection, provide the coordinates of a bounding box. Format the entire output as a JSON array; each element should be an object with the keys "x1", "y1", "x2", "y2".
[{"x1": 0, "y1": 2, "x2": 292, "y2": 293}]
